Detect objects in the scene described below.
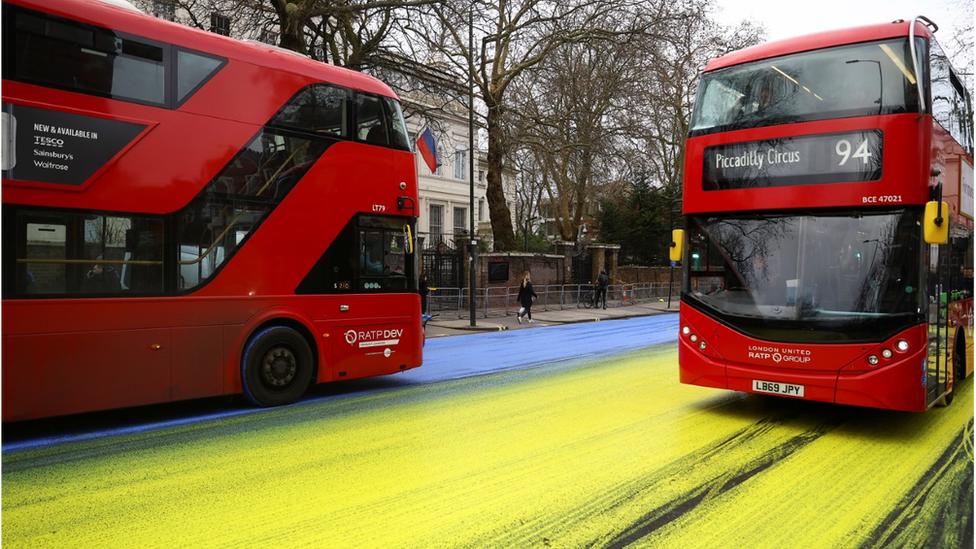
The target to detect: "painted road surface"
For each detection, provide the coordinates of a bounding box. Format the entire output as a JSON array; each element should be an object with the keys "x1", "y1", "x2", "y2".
[{"x1": 2, "y1": 315, "x2": 973, "y2": 548}]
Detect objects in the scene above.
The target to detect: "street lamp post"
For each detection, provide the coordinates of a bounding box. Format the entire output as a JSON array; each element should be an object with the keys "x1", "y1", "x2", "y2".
[{"x1": 468, "y1": 3, "x2": 476, "y2": 327}]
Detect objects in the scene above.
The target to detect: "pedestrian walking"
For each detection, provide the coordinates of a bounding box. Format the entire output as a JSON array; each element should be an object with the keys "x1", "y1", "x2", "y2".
[
  {"x1": 516, "y1": 271, "x2": 537, "y2": 324},
  {"x1": 596, "y1": 269, "x2": 609, "y2": 309}
]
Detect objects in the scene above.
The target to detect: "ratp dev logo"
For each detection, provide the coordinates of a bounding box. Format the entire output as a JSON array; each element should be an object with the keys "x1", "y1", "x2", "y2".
[{"x1": 344, "y1": 328, "x2": 403, "y2": 348}]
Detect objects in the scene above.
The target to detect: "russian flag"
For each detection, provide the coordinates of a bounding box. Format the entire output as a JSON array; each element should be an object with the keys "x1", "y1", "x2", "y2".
[{"x1": 417, "y1": 128, "x2": 440, "y2": 173}]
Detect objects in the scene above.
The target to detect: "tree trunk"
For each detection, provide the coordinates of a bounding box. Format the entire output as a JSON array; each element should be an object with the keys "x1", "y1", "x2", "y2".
[
  {"x1": 485, "y1": 104, "x2": 516, "y2": 251},
  {"x1": 275, "y1": 1, "x2": 308, "y2": 56}
]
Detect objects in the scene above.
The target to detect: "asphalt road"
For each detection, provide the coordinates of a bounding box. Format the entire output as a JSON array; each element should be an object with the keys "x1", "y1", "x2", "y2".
[{"x1": 2, "y1": 315, "x2": 973, "y2": 548}]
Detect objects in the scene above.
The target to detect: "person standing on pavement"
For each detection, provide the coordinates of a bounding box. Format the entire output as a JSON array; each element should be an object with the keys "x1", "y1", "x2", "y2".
[
  {"x1": 516, "y1": 271, "x2": 537, "y2": 324},
  {"x1": 596, "y1": 269, "x2": 609, "y2": 309}
]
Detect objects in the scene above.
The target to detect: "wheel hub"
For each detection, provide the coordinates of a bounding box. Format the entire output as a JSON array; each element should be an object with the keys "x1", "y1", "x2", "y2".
[{"x1": 262, "y1": 347, "x2": 297, "y2": 388}]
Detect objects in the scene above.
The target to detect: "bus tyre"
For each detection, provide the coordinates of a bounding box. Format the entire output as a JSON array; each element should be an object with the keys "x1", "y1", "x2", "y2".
[
  {"x1": 955, "y1": 330, "x2": 967, "y2": 382},
  {"x1": 242, "y1": 326, "x2": 314, "y2": 407}
]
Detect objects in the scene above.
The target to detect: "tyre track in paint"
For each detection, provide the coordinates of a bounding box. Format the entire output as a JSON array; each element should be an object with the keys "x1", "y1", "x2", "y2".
[
  {"x1": 476, "y1": 411, "x2": 846, "y2": 549},
  {"x1": 596, "y1": 414, "x2": 848, "y2": 549},
  {"x1": 861, "y1": 418, "x2": 974, "y2": 549}
]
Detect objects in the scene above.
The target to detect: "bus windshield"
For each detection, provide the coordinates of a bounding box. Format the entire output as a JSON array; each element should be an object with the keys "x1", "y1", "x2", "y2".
[
  {"x1": 684, "y1": 210, "x2": 924, "y2": 342},
  {"x1": 690, "y1": 38, "x2": 922, "y2": 136}
]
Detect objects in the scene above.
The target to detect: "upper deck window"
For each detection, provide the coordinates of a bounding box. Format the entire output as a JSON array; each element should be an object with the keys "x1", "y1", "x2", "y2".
[
  {"x1": 353, "y1": 94, "x2": 412, "y2": 151},
  {"x1": 271, "y1": 84, "x2": 350, "y2": 137},
  {"x1": 2, "y1": 4, "x2": 225, "y2": 109},
  {"x1": 5, "y1": 5, "x2": 165, "y2": 105},
  {"x1": 177, "y1": 50, "x2": 225, "y2": 104},
  {"x1": 928, "y1": 37, "x2": 974, "y2": 154},
  {"x1": 690, "y1": 39, "x2": 922, "y2": 136}
]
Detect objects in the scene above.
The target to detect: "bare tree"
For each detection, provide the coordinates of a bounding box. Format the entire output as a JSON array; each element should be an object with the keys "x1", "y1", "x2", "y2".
[
  {"x1": 510, "y1": 148, "x2": 547, "y2": 249},
  {"x1": 507, "y1": 2, "x2": 761, "y2": 245},
  {"x1": 946, "y1": 0, "x2": 976, "y2": 142},
  {"x1": 137, "y1": 0, "x2": 436, "y2": 67},
  {"x1": 510, "y1": 34, "x2": 639, "y2": 243},
  {"x1": 410, "y1": 0, "x2": 685, "y2": 251},
  {"x1": 633, "y1": 17, "x2": 766, "y2": 196}
]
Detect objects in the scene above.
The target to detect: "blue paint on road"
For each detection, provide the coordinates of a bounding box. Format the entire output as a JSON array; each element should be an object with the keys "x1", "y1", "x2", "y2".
[{"x1": 407, "y1": 314, "x2": 679, "y2": 384}]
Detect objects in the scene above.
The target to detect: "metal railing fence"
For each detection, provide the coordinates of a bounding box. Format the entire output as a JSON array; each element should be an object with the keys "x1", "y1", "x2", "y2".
[{"x1": 424, "y1": 282, "x2": 679, "y2": 319}]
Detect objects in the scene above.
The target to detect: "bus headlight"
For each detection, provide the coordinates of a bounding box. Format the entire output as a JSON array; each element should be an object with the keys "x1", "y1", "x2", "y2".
[
  {"x1": 895, "y1": 340, "x2": 910, "y2": 352},
  {"x1": 867, "y1": 355, "x2": 879, "y2": 366},
  {"x1": 682, "y1": 326, "x2": 691, "y2": 335},
  {"x1": 690, "y1": 334, "x2": 698, "y2": 343},
  {"x1": 881, "y1": 349, "x2": 893, "y2": 359},
  {"x1": 698, "y1": 340, "x2": 707, "y2": 350}
]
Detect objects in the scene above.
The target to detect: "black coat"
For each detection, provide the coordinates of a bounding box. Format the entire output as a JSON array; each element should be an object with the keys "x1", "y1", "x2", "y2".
[{"x1": 517, "y1": 281, "x2": 537, "y2": 308}]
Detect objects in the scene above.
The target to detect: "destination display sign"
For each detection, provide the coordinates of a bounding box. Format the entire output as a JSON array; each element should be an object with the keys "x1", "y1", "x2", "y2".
[
  {"x1": 703, "y1": 130, "x2": 883, "y2": 191},
  {"x1": 2, "y1": 103, "x2": 147, "y2": 187}
]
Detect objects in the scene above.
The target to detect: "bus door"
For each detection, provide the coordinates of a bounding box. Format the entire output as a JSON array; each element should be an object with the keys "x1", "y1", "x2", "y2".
[
  {"x1": 332, "y1": 217, "x2": 417, "y2": 379},
  {"x1": 926, "y1": 241, "x2": 950, "y2": 406}
]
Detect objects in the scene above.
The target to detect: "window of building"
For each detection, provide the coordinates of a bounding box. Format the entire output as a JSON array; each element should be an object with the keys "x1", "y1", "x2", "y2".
[
  {"x1": 453, "y1": 207, "x2": 467, "y2": 235},
  {"x1": 210, "y1": 13, "x2": 230, "y2": 36},
  {"x1": 454, "y1": 150, "x2": 466, "y2": 180},
  {"x1": 153, "y1": 0, "x2": 175, "y2": 21},
  {"x1": 429, "y1": 204, "x2": 444, "y2": 241},
  {"x1": 434, "y1": 143, "x2": 445, "y2": 176},
  {"x1": 260, "y1": 30, "x2": 278, "y2": 45}
]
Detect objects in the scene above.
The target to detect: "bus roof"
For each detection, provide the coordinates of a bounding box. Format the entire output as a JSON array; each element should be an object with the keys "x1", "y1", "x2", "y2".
[
  {"x1": 10, "y1": 0, "x2": 400, "y2": 100},
  {"x1": 704, "y1": 19, "x2": 937, "y2": 72}
]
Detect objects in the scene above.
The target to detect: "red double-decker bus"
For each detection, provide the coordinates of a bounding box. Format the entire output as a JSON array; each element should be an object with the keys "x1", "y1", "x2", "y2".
[
  {"x1": 2, "y1": 0, "x2": 424, "y2": 421},
  {"x1": 673, "y1": 17, "x2": 974, "y2": 411}
]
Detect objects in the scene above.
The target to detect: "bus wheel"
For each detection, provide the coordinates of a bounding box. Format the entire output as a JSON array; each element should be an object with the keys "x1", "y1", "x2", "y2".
[{"x1": 242, "y1": 326, "x2": 314, "y2": 407}]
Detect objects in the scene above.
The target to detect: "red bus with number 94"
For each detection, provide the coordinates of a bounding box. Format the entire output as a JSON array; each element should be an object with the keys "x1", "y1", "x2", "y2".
[{"x1": 672, "y1": 16, "x2": 974, "y2": 411}]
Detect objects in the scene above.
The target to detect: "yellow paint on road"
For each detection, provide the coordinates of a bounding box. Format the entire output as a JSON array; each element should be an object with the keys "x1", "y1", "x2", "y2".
[{"x1": 3, "y1": 345, "x2": 972, "y2": 548}]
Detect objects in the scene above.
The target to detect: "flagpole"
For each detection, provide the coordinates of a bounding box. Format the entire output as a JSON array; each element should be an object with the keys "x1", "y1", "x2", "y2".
[{"x1": 468, "y1": 1, "x2": 477, "y2": 327}]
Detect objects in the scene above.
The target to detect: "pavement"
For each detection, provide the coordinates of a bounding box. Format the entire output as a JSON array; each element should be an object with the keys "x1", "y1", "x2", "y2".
[{"x1": 424, "y1": 299, "x2": 680, "y2": 338}]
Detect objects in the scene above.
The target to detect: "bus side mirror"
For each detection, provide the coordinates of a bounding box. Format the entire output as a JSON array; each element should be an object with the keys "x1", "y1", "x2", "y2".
[
  {"x1": 669, "y1": 229, "x2": 685, "y2": 262},
  {"x1": 403, "y1": 224, "x2": 414, "y2": 254},
  {"x1": 923, "y1": 201, "x2": 949, "y2": 244}
]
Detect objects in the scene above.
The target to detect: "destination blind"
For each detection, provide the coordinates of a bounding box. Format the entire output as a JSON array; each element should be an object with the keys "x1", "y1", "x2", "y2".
[{"x1": 702, "y1": 130, "x2": 883, "y2": 191}]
